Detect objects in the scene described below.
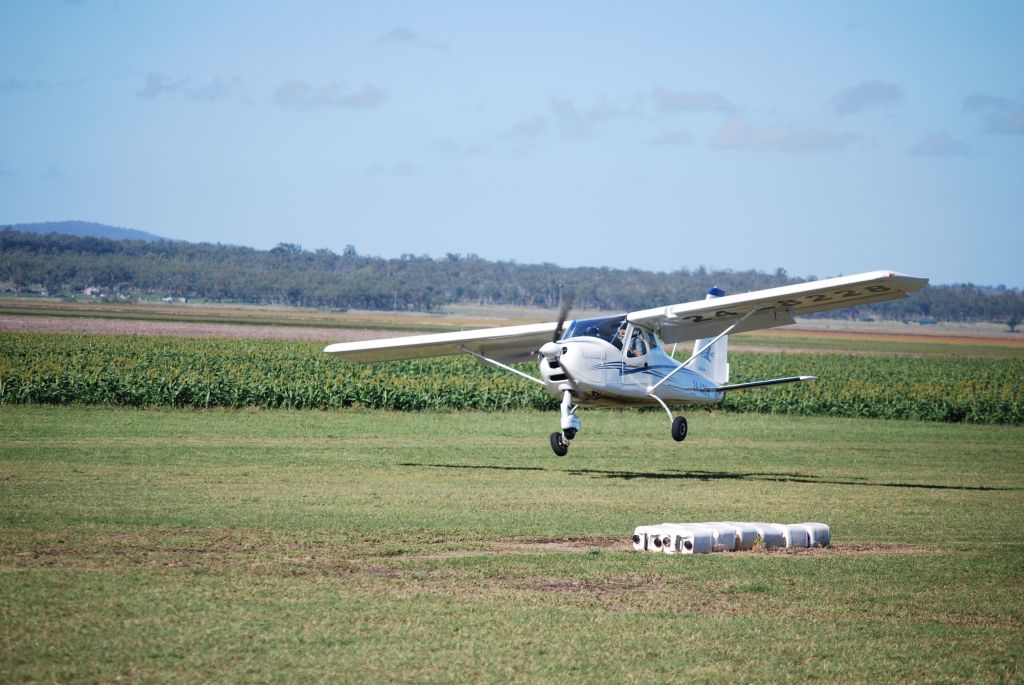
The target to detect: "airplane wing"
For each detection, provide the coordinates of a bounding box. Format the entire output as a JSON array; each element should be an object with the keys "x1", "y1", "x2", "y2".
[
  {"x1": 628, "y1": 270, "x2": 928, "y2": 344},
  {"x1": 325, "y1": 270, "x2": 927, "y2": 362},
  {"x1": 323, "y1": 321, "x2": 558, "y2": 363}
]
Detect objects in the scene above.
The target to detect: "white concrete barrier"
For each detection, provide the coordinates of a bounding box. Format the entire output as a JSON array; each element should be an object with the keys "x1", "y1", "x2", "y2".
[
  {"x1": 631, "y1": 525, "x2": 669, "y2": 552},
  {"x1": 748, "y1": 523, "x2": 786, "y2": 549},
  {"x1": 724, "y1": 522, "x2": 760, "y2": 551},
  {"x1": 797, "y1": 522, "x2": 831, "y2": 547},
  {"x1": 781, "y1": 524, "x2": 810, "y2": 548},
  {"x1": 631, "y1": 521, "x2": 828, "y2": 553},
  {"x1": 661, "y1": 524, "x2": 714, "y2": 555},
  {"x1": 702, "y1": 522, "x2": 740, "y2": 552}
]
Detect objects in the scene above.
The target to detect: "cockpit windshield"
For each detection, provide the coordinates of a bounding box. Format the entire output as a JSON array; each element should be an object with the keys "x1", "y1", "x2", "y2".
[{"x1": 564, "y1": 315, "x2": 628, "y2": 346}]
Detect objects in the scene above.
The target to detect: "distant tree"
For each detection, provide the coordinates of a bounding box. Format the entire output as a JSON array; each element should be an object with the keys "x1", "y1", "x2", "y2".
[
  {"x1": 271, "y1": 242, "x2": 303, "y2": 255},
  {"x1": 2, "y1": 229, "x2": 1022, "y2": 321}
]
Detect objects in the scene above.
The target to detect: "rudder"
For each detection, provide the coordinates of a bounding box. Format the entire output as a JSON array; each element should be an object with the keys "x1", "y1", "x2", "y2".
[{"x1": 688, "y1": 287, "x2": 730, "y2": 385}]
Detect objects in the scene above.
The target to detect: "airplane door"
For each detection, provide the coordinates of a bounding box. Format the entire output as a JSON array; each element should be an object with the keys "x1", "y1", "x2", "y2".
[{"x1": 622, "y1": 324, "x2": 652, "y2": 368}]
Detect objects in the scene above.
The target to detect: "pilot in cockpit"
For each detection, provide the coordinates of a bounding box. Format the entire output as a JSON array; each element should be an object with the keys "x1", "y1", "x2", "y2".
[
  {"x1": 626, "y1": 328, "x2": 648, "y2": 357},
  {"x1": 613, "y1": 321, "x2": 627, "y2": 350}
]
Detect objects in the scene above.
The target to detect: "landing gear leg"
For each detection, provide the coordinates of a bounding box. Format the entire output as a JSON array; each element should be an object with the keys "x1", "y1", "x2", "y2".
[
  {"x1": 650, "y1": 393, "x2": 688, "y2": 443},
  {"x1": 549, "y1": 389, "x2": 581, "y2": 456}
]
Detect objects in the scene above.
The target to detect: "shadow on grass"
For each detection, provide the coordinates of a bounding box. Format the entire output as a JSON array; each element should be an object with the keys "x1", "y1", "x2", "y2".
[
  {"x1": 398, "y1": 462, "x2": 545, "y2": 472},
  {"x1": 399, "y1": 463, "x2": 1018, "y2": 492},
  {"x1": 568, "y1": 468, "x2": 1018, "y2": 491}
]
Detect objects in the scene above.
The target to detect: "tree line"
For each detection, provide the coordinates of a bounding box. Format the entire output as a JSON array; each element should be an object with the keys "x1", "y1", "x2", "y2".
[{"x1": 1, "y1": 228, "x2": 1021, "y2": 326}]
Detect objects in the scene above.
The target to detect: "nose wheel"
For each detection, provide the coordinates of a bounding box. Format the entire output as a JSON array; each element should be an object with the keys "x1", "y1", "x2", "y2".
[
  {"x1": 549, "y1": 432, "x2": 570, "y2": 456},
  {"x1": 549, "y1": 389, "x2": 580, "y2": 456}
]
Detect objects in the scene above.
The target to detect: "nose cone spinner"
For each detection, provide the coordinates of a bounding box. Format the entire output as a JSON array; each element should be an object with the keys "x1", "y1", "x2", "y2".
[{"x1": 539, "y1": 341, "x2": 563, "y2": 361}]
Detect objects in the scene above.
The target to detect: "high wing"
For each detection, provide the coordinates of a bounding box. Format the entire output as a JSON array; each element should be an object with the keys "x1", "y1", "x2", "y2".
[
  {"x1": 323, "y1": 321, "x2": 558, "y2": 363},
  {"x1": 324, "y1": 270, "x2": 927, "y2": 363},
  {"x1": 629, "y1": 270, "x2": 928, "y2": 344}
]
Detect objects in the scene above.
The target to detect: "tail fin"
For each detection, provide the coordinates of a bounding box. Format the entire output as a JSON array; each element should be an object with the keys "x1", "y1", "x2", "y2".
[{"x1": 688, "y1": 287, "x2": 730, "y2": 385}]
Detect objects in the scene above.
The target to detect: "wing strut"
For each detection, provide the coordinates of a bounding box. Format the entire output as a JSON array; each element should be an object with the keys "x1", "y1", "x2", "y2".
[
  {"x1": 647, "y1": 307, "x2": 760, "y2": 395},
  {"x1": 460, "y1": 346, "x2": 546, "y2": 386}
]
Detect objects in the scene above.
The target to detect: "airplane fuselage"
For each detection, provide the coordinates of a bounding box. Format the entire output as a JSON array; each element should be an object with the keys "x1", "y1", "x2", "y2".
[{"x1": 538, "y1": 332, "x2": 723, "y2": 408}]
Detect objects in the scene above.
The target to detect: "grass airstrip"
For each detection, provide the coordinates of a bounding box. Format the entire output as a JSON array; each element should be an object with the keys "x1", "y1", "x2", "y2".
[
  {"x1": 1, "y1": 406, "x2": 1022, "y2": 683},
  {"x1": 1, "y1": 310, "x2": 1022, "y2": 682}
]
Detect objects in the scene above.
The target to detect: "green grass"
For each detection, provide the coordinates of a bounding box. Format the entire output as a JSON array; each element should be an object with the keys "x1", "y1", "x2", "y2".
[{"x1": 1, "y1": 405, "x2": 1022, "y2": 683}]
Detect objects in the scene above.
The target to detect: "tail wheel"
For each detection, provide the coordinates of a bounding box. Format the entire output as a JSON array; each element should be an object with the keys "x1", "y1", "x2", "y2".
[
  {"x1": 671, "y1": 416, "x2": 688, "y2": 442},
  {"x1": 549, "y1": 432, "x2": 569, "y2": 456}
]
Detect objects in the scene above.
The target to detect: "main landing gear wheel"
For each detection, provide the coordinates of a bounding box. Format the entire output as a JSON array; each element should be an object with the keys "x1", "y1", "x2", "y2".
[
  {"x1": 550, "y1": 432, "x2": 569, "y2": 457},
  {"x1": 671, "y1": 416, "x2": 688, "y2": 442}
]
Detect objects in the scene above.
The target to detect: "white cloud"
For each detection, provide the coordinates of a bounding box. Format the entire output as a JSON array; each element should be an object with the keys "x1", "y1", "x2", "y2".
[
  {"x1": 0, "y1": 77, "x2": 46, "y2": 92},
  {"x1": 137, "y1": 71, "x2": 184, "y2": 99},
  {"x1": 962, "y1": 92, "x2": 1024, "y2": 135},
  {"x1": 712, "y1": 117, "x2": 855, "y2": 153},
  {"x1": 430, "y1": 138, "x2": 491, "y2": 157},
  {"x1": 648, "y1": 129, "x2": 692, "y2": 146},
  {"x1": 832, "y1": 80, "x2": 903, "y2": 115},
  {"x1": 366, "y1": 161, "x2": 423, "y2": 177},
  {"x1": 962, "y1": 92, "x2": 1013, "y2": 112},
  {"x1": 650, "y1": 87, "x2": 735, "y2": 114},
  {"x1": 138, "y1": 72, "x2": 244, "y2": 103},
  {"x1": 272, "y1": 81, "x2": 388, "y2": 109},
  {"x1": 549, "y1": 96, "x2": 640, "y2": 138},
  {"x1": 376, "y1": 26, "x2": 448, "y2": 50},
  {"x1": 986, "y1": 107, "x2": 1024, "y2": 135},
  {"x1": 909, "y1": 131, "x2": 970, "y2": 156},
  {"x1": 186, "y1": 76, "x2": 245, "y2": 103},
  {"x1": 0, "y1": 76, "x2": 84, "y2": 92},
  {"x1": 501, "y1": 116, "x2": 547, "y2": 140}
]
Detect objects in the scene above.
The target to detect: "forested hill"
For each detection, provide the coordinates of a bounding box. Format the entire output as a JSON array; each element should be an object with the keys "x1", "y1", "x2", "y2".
[
  {"x1": 7, "y1": 221, "x2": 165, "y2": 243},
  {"x1": 1, "y1": 228, "x2": 1021, "y2": 325}
]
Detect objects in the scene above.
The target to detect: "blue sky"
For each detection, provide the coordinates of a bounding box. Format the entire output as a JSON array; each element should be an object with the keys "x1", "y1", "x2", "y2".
[{"x1": 1, "y1": 1, "x2": 1022, "y2": 287}]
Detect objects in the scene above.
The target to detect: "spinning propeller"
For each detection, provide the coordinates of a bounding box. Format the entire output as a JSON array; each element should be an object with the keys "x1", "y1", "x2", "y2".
[
  {"x1": 552, "y1": 290, "x2": 574, "y2": 343},
  {"x1": 540, "y1": 290, "x2": 574, "y2": 361}
]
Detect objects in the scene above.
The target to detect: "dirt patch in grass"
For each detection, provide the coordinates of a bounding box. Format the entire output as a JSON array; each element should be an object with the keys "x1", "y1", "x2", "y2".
[
  {"x1": 383, "y1": 538, "x2": 939, "y2": 566},
  {"x1": 462, "y1": 538, "x2": 932, "y2": 557},
  {"x1": 1, "y1": 530, "x2": 936, "y2": 574},
  {"x1": 749, "y1": 541, "x2": 933, "y2": 556}
]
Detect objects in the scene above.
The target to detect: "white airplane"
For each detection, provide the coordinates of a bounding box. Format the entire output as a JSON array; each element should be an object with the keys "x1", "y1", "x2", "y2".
[{"x1": 324, "y1": 270, "x2": 928, "y2": 455}]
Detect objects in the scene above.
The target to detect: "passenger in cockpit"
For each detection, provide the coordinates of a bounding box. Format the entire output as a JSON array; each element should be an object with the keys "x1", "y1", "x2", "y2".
[{"x1": 627, "y1": 329, "x2": 648, "y2": 357}]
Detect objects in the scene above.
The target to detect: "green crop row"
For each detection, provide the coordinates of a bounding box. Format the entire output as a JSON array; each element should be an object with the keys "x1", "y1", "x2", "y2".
[
  {"x1": 719, "y1": 353, "x2": 1022, "y2": 424},
  {"x1": 1, "y1": 332, "x2": 1021, "y2": 423}
]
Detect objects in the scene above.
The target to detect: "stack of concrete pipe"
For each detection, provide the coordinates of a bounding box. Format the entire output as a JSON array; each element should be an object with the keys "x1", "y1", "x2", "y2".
[{"x1": 631, "y1": 521, "x2": 830, "y2": 554}]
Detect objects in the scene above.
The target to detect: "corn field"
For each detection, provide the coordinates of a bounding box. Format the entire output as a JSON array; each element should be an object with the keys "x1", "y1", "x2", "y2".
[{"x1": 1, "y1": 332, "x2": 1020, "y2": 424}]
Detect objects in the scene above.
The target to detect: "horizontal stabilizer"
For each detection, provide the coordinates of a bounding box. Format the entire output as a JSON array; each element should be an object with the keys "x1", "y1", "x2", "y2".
[{"x1": 714, "y1": 375, "x2": 817, "y2": 392}]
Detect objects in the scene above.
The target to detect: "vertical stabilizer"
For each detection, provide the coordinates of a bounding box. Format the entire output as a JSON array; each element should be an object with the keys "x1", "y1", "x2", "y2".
[{"x1": 689, "y1": 287, "x2": 730, "y2": 384}]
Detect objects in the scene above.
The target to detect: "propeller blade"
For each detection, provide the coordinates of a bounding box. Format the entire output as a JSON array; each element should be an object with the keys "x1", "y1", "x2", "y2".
[{"x1": 553, "y1": 290, "x2": 574, "y2": 342}]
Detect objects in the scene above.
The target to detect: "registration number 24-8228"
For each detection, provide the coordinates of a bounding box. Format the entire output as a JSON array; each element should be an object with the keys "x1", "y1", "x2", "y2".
[{"x1": 773, "y1": 284, "x2": 892, "y2": 309}]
